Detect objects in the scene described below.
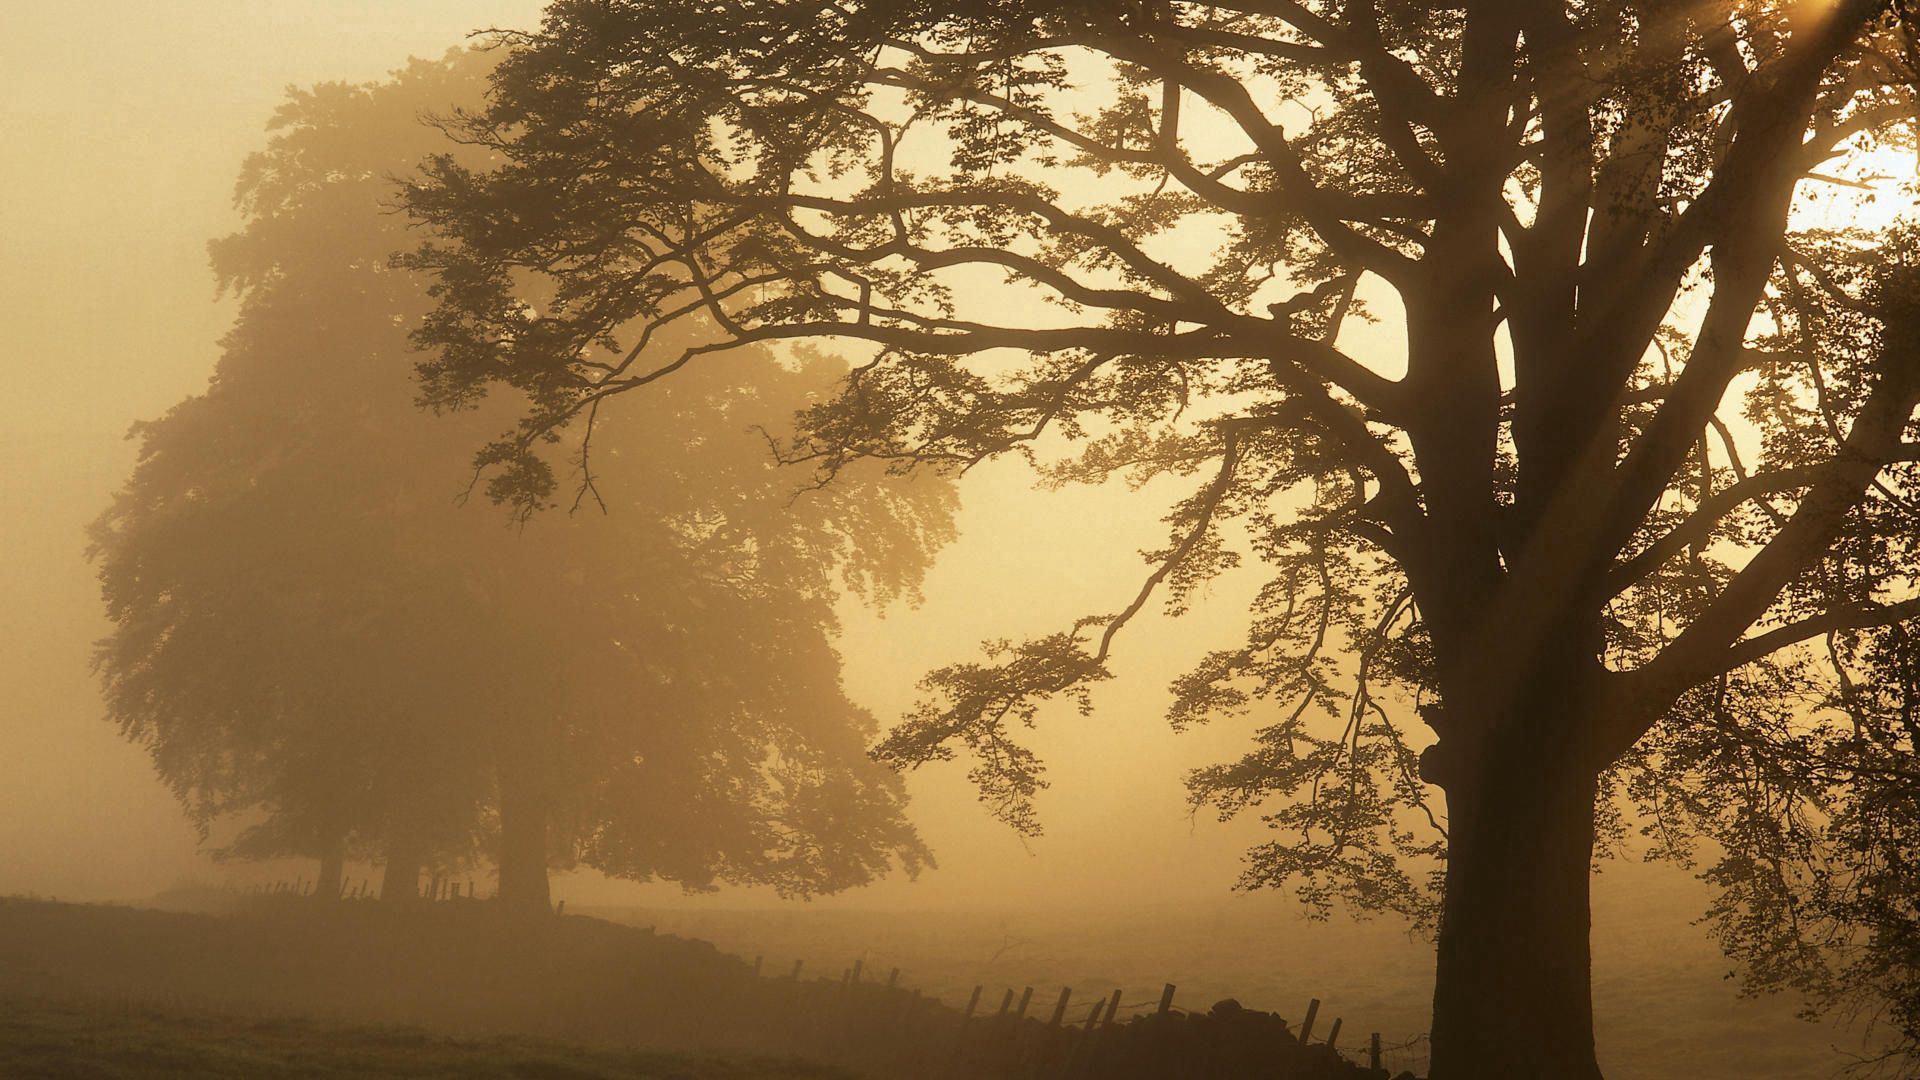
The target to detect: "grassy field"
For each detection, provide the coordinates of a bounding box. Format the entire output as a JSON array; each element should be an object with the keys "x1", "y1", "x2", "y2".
[
  {"x1": 0, "y1": 995, "x2": 851, "y2": 1079},
  {"x1": 0, "y1": 882, "x2": 1896, "y2": 1079},
  {"x1": 0, "y1": 896, "x2": 859, "y2": 1075},
  {"x1": 584, "y1": 863, "x2": 1896, "y2": 1079}
]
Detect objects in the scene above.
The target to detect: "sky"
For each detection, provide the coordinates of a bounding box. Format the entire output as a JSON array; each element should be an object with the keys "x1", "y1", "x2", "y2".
[
  {"x1": 0, "y1": 0, "x2": 1296, "y2": 909},
  {"x1": 0, "y1": 2, "x2": 547, "y2": 899},
  {"x1": 0, "y1": 1, "x2": 1751, "y2": 920},
  {"x1": 0, "y1": 12, "x2": 1901, "y2": 1075}
]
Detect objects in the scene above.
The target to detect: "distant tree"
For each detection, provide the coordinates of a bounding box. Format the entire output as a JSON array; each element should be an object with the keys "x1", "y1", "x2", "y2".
[
  {"x1": 400, "y1": 3, "x2": 1920, "y2": 1074},
  {"x1": 91, "y1": 51, "x2": 954, "y2": 914}
]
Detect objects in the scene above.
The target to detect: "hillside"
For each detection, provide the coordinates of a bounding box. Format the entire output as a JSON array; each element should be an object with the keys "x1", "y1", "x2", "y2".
[
  {"x1": 0, "y1": 897, "x2": 1387, "y2": 1079},
  {"x1": 0, "y1": 995, "x2": 848, "y2": 1080}
]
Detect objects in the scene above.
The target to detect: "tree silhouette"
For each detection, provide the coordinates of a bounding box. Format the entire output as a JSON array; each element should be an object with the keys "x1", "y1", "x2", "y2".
[
  {"x1": 398, "y1": 4, "x2": 1920, "y2": 1073},
  {"x1": 92, "y1": 51, "x2": 954, "y2": 915}
]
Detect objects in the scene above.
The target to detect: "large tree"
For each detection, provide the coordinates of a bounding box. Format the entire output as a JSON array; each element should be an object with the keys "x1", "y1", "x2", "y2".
[
  {"x1": 400, "y1": 3, "x2": 1920, "y2": 1075},
  {"x1": 92, "y1": 51, "x2": 954, "y2": 916}
]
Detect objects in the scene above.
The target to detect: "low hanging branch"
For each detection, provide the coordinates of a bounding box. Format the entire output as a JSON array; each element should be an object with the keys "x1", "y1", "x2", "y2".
[{"x1": 873, "y1": 427, "x2": 1246, "y2": 833}]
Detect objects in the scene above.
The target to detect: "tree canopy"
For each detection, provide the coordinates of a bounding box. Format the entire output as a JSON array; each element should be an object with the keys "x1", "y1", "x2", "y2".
[
  {"x1": 92, "y1": 50, "x2": 955, "y2": 913},
  {"x1": 398, "y1": 3, "x2": 1920, "y2": 1075}
]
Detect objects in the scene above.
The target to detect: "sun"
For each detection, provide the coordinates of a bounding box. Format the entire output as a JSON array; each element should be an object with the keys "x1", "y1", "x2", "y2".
[{"x1": 1792, "y1": 125, "x2": 1920, "y2": 234}]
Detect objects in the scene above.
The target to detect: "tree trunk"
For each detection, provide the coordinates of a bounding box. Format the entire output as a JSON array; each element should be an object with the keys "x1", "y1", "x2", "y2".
[
  {"x1": 1427, "y1": 720, "x2": 1604, "y2": 1080},
  {"x1": 496, "y1": 761, "x2": 552, "y2": 916},
  {"x1": 380, "y1": 833, "x2": 424, "y2": 904},
  {"x1": 314, "y1": 835, "x2": 346, "y2": 901}
]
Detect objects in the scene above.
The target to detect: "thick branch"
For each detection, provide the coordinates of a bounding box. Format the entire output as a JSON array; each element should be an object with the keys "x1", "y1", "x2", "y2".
[
  {"x1": 1622, "y1": 357, "x2": 1920, "y2": 718},
  {"x1": 1720, "y1": 597, "x2": 1920, "y2": 673}
]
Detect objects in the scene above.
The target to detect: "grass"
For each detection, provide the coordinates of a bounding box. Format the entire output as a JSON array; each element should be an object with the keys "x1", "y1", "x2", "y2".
[
  {"x1": 0, "y1": 994, "x2": 852, "y2": 1080},
  {"x1": 3, "y1": 880, "x2": 1892, "y2": 1078},
  {"x1": 0, "y1": 896, "x2": 864, "y2": 1078},
  {"x1": 583, "y1": 867, "x2": 1896, "y2": 1080}
]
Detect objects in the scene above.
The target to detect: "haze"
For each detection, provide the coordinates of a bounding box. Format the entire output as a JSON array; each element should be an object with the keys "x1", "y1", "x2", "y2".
[
  {"x1": 2, "y1": 0, "x2": 1331, "y2": 913},
  {"x1": 2, "y1": 6, "x2": 1904, "y2": 1079}
]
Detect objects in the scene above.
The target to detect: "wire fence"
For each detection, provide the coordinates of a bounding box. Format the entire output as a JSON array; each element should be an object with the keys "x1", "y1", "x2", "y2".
[
  {"x1": 728, "y1": 948, "x2": 1427, "y2": 1078},
  {"x1": 242, "y1": 882, "x2": 1428, "y2": 1077}
]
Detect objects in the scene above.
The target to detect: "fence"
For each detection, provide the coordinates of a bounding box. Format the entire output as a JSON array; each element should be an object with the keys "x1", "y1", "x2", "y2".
[
  {"x1": 237, "y1": 884, "x2": 1427, "y2": 1077},
  {"x1": 725, "y1": 953, "x2": 1424, "y2": 1079},
  {"x1": 248, "y1": 876, "x2": 485, "y2": 902}
]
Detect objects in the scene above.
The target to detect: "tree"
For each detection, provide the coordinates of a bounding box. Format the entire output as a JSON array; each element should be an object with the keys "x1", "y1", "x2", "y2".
[
  {"x1": 398, "y1": 3, "x2": 1920, "y2": 1074},
  {"x1": 92, "y1": 51, "x2": 955, "y2": 916},
  {"x1": 90, "y1": 53, "x2": 504, "y2": 891}
]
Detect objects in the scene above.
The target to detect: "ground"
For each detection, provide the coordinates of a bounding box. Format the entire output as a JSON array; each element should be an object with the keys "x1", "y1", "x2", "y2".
[{"x1": 0, "y1": 995, "x2": 850, "y2": 1079}]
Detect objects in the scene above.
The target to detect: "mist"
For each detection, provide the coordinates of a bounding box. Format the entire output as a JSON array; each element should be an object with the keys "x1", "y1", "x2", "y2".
[
  {"x1": 4, "y1": 5, "x2": 1916, "y2": 1079},
  {"x1": 0, "y1": 3, "x2": 1338, "y2": 917}
]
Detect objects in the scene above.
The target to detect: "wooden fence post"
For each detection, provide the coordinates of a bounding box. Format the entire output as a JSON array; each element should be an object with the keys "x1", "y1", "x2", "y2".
[
  {"x1": 1327, "y1": 1017, "x2": 1342, "y2": 1051},
  {"x1": 1156, "y1": 983, "x2": 1176, "y2": 1016},
  {"x1": 851, "y1": 958, "x2": 864, "y2": 984},
  {"x1": 886, "y1": 967, "x2": 899, "y2": 989},
  {"x1": 1299, "y1": 998, "x2": 1321, "y2": 1044},
  {"x1": 997, "y1": 988, "x2": 1015, "y2": 1018},
  {"x1": 752, "y1": 955, "x2": 763, "y2": 976},
  {"x1": 1015, "y1": 986, "x2": 1034, "y2": 1020},
  {"x1": 963, "y1": 985, "x2": 983, "y2": 1021},
  {"x1": 1048, "y1": 987, "x2": 1072, "y2": 1027},
  {"x1": 1102, "y1": 988, "x2": 1122, "y2": 1028},
  {"x1": 1066, "y1": 998, "x2": 1106, "y2": 1078},
  {"x1": 790, "y1": 959, "x2": 804, "y2": 980},
  {"x1": 1370, "y1": 1032, "x2": 1382, "y2": 1071}
]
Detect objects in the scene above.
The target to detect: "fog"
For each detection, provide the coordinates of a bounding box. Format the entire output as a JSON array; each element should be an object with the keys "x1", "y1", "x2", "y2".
[
  {"x1": 0, "y1": 1, "x2": 1331, "y2": 912},
  {"x1": 0, "y1": 6, "x2": 1900, "y2": 1079},
  {"x1": 1, "y1": 1, "x2": 549, "y2": 902}
]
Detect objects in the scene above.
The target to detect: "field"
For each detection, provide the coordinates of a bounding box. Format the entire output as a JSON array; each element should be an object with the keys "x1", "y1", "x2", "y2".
[
  {"x1": 0, "y1": 877, "x2": 1900, "y2": 1079},
  {"x1": 584, "y1": 862, "x2": 1895, "y2": 1079},
  {"x1": 0, "y1": 995, "x2": 850, "y2": 1080}
]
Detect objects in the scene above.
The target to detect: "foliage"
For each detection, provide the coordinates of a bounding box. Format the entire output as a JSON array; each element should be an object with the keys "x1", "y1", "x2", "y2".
[
  {"x1": 398, "y1": 0, "x2": 1920, "y2": 1067},
  {"x1": 91, "y1": 50, "x2": 956, "y2": 897}
]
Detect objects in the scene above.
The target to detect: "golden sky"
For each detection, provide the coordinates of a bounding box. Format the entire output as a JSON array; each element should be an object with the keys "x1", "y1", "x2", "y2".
[
  {"x1": 0, "y1": 14, "x2": 1890, "y2": 1077},
  {"x1": 0, "y1": 1, "x2": 1291, "y2": 909},
  {"x1": 0, "y1": 1, "x2": 534, "y2": 898},
  {"x1": 0, "y1": 2, "x2": 1768, "y2": 924}
]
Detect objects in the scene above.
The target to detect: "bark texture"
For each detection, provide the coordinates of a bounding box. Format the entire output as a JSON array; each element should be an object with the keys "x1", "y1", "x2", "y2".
[{"x1": 1425, "y1": 649, "x2": 1606, "y2": 1080}]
